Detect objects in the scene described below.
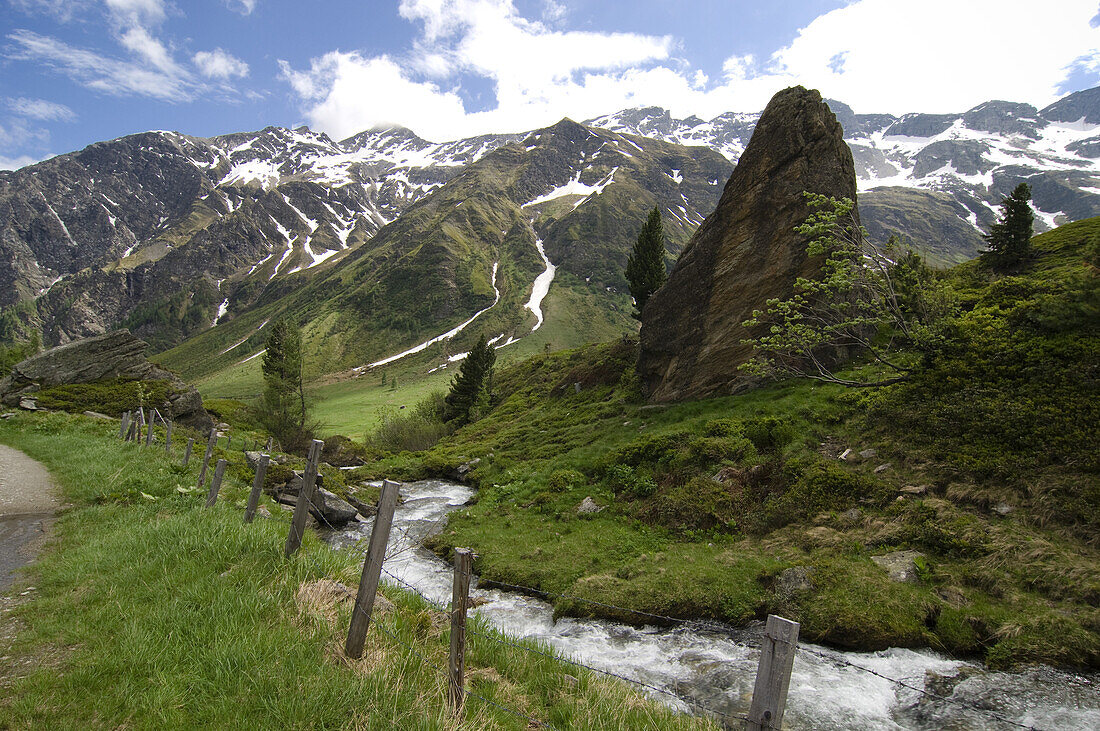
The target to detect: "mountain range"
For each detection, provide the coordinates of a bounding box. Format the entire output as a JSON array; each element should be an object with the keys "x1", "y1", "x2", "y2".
[{"x1": 1, "y1": 85, "x2": 1098, "y2": 381}]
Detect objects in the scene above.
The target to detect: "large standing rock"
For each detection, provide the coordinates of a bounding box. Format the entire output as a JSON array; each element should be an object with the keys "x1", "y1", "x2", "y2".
[
  {"x1": 638, "y1": 87, "x2": 858, "y2": 402},
  {"x1": 0, "y1": 329, "x2": 213, "y2": 430}
]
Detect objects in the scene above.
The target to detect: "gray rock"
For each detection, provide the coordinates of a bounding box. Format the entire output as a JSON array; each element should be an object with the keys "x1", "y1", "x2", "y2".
[
  {"x1": 842, "y1": 508, "x2": 862, "y2": 523},
  {"x1": 859, "y1": 448, "x2": 878, "y2": 459},
  {"x1": 0, "y1": 330, "x2": 213, "y2": 431},
  {"x1": 993, "y1": 502, "x2": 1014, "y2": 516},
  {"x1": 313, "y1": 488, "x2": 358, "y2": 528},
  {"x1": 18, "y1": 398, "x2": 37, "y2": 410},
  {"x1": 576, "y1": 496, "x2": 603, "y2": 514},
  {"x1": 638, "y1": 86, "x2": 859, "y2": 402},
  {"x1": 82, "y1": 410, "x2": 112, "y2": 420},
  {"x1": 775, "y1": 566, "x2": 815, "y2": 597},
  {"x1": 900, "y1": 484, "x2": 928, "y2": 496},
  {"x1": 0, "y1": 412, "x2": 14, "y2": 419},
  {"x1": 454, "y1": 458, "x2": 481, "y2": 481},
  {"x1": 244, "y1": 451, "x2": 264, "y2": 471},
  {"x1": 873, "y1": 463, "x2": 892, "y2": 474},
  {"x1": 839, "y1": 448, "x2": 857, "y2": 462},
  {"x1": 871, "y1": 550, "x2": 926, "y2": 584}
]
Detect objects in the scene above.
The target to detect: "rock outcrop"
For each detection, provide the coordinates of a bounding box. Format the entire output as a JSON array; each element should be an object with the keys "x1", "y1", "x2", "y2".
[
  {"x1": 0, "y1": 329, "x2": 212, "y2": 430},
  {"x1": 637, "y1": 87, "x2": 858, "y2": 402}
]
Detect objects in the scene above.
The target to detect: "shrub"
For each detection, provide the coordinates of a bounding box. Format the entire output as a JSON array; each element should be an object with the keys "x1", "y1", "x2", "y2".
[
  {"x1": 604, "y1": 464, "x2": 657, "y2": 499},
  {"x1": 368, "y1": 392, "x2": 452, "y2": 453},
  {"x1": 743, "y1": 416, "x2": 795, "y2": 454},
  {"x1": 35, "y1": 378, "x2": 176, "y2": 416}
]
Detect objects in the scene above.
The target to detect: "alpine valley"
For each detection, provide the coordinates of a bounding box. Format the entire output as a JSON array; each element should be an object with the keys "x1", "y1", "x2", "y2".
[{"x1": 2, "y1": 86, "x2": 1099, "y2": 390}]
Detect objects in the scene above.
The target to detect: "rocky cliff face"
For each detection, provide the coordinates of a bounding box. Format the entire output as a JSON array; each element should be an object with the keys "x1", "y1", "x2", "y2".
[
  {"x1": 637, "y1": 86, "x2": 858, "y2": 402},
  {"x1": 0, "y1": 330, "x2": 212, "y2": 430}
]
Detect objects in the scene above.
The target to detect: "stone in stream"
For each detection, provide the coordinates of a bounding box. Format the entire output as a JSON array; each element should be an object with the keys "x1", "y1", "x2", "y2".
[{"x1": 638, "y1": 86, "x2": 858, "y2": 402}]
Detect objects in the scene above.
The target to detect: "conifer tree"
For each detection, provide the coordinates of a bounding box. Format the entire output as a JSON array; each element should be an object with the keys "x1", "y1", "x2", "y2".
[
  {"x1": 259, "y1": 317, "x2": 307, "y2": 448},
  {"x1": 625, "y1": 206, "x2": 667, "y2": 318},
  {"x1": 983, "y1": 182, "x2": 1034, "y2": 270},
  {"x1": 443, "y1": 334, "x2": 495, "y2": 425}
]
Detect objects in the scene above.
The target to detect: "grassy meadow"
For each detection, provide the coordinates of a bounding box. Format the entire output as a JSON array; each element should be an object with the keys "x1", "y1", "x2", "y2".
[{"x1": 0, "y1": 411, "x2": 717, "y2": 730}]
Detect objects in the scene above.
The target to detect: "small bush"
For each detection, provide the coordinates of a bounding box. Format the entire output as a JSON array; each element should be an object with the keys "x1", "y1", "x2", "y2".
[
  {"x1": 605, "y1": 464, "x2": 657, "y2": 498},
  {"x1": 743, "y1": 416, "x2": 795, "y2": 454},
  {"x1": 548, "y1": 469, "x2": 586, "y2": 492},
  {"x1": 641, "y1": 476, "x2": 737, "y2": 533},
  {"x1": 368, "y1": 393, "x2": 452, "y2": 453}
]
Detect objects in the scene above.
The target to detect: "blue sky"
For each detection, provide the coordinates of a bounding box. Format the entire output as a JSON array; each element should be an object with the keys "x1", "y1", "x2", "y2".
[{"x1": 2, "y1": 0, "x2": 1099, "y2": 169}]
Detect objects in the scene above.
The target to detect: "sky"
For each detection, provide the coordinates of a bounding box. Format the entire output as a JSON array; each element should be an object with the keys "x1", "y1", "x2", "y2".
[{"x1": 2, "y1": 0, "x2": 1099, "y2": 169}]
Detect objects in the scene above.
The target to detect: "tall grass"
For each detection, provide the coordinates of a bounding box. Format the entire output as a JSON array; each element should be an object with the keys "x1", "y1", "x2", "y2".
[
  {"x1": 367, "y1": 392, "x2": 453, "y2": 453},
  {"x1": 0, "y1": 411, "x2": 715, "y2": 729}
]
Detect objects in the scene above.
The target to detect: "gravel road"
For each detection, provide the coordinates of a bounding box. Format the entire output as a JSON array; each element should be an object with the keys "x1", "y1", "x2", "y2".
[{"x1": 0, "y1": 445, "x2": 59, "y2": 593}]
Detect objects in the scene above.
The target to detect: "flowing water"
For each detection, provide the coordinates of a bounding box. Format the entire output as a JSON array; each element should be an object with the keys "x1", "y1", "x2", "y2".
[{"x1": 327, "y1": 479, "x2": 1100, "y2": 730}]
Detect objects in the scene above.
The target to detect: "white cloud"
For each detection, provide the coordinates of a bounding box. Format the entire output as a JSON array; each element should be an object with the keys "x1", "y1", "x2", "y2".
[
  {"x1": 0, "y1": 154, "x2": 43, "y2": 170},
  {"x1": 9, "y1": 0, "x2": 94, "y2": 22},
  {"x1": 193, "y1": 48, "x2": 250, "y2": 79},
  {"x1": 7, "y1": 29, "x2": 193, "y2": 101},
  {"x1": 279, "y1": 53, "x2": 468, "y2": 141},
  {"x1": 224, "y1": 0, "x2": 258, "y2": 15},
  {"x1": 284, "y1": 0, "x2": 1100, "y2": 142},
  {"x1": 8, "y1": 98, "x2": 77, "y2": 122}
]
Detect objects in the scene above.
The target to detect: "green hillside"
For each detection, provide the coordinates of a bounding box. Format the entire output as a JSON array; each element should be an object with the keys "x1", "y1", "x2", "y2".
[{"x1": 356, "y1": 216, "x2": 1100, "y2": 669}]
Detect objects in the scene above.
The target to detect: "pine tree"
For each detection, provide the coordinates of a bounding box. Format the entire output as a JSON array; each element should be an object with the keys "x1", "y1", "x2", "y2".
[
  {"x1": 625, "y1": 206, "x2": 667, "y2": 318},
  {"x1": 443, "y1": 334, "x2": 495, "y2": 425},
  {"x1": 259, "y1": 317, "x2": 307, "y2": 448},
  {"x1": 983, "y1": 182, "x2": 1034, "y2": 270}
]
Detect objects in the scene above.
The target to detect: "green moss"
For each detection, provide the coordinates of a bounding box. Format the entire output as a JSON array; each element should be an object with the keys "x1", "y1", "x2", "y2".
[{"x1": 34, "y1": 378, "x2": 177, "y2": 416}]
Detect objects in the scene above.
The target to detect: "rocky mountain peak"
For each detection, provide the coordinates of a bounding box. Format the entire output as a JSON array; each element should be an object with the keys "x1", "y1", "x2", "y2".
[
  {"x1": 637, "y1": 85, "x2": 857, "y2": 402},
  {"x1": 1040, "y1": 86, "x2": 1100, "y2": 124}
]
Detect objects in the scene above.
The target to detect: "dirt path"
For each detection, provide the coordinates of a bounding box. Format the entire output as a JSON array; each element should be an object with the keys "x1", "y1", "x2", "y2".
[{"x1": 0, "y1": 444, "x2": 59, "y2": 594}]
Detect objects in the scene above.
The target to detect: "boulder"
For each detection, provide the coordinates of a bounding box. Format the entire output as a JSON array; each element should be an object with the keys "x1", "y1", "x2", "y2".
[
  {"x1": 774, "y1": 566, "x2": 815, "y2": 597},
  {"x1": 871, "y1": 550, "x2": 926, "y2": 583},
  {"x1": 454, "y1": 457, "x2": 481, "y2": 482},
  {"x1": 638, "y1": 86, "x2": 858, "y2": 401},
  {"x1": 273, "y1": 485, "x2": 358, "y2": 528},
  {"x1": 576, "y1": 496, "x2": 603, "y2": 514},
  {"x1": 0, "y1": 330, "x2": 212, "y2": 431}
]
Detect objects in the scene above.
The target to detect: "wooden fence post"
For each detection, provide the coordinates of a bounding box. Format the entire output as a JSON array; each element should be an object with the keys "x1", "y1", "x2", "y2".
[
  {"x1": 747, "y1": 615, "x2": 800, "y2": 731},
  {"x1": 182, "y1": 437, "x2": 195, "y2": 468},
  {"x1": 126, "y1": 419, "x2": 137, "y2": 442},
  {"x1": 136, "y1": 407, "x2": 145, "y2": 444},
  {"x1": 205, "y1": 459, "x2": 228, "y2": 507},
  {"x1": 265, "y1": 436, "x2": 273, "y2": 452},
  {"x1": 119, "y1": 411, "x2": 130, "y2": 439},
  {"x1": 448, "y1": 548, "x2": 473, "y2": 713},
  {"x1": 145, "y1": 412, "x2": 155, "y2": 446},
  {"x1": 344, "y1": 479, "x2": 400, "y2": 659},
  {"x1": 164, "y1": 419, "x2": 173, "y2": 454},
  {"x1": 196, "y1": 428, "x2": 218, "y2": 490},
  {"x1": 284, "y1": 439, "x2": 324, "y2": 558},
  {"x1": 244, "y1": 454, "x2": 269, "y2": 523}
]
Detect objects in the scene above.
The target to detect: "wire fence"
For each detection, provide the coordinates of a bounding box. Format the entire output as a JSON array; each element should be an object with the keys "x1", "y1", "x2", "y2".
[{"x1": 120, "y1": 419, "x2": 1067, "y2": 731}]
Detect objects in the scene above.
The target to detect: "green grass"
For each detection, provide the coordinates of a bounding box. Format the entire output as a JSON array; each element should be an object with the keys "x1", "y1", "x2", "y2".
[
  {"x1": 400, "y1": 216, "x2": 1100, "y2": 670},
  {"x1": 0, "y1": 411, "x2": 717, "y2": 730}
]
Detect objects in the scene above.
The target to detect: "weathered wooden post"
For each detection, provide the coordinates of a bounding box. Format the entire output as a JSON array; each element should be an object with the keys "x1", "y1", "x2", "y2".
[
  {"x1": 196, "y1": 428, "x2": 218, "y2": 490},
  {"x1": 344, "y1": 479, "x2": 400, "y2": 659},
  {"x1": 284, "y1": 439, "x2": 324, "y2": 558},
  {"x1": 265, "y1": 436, "x2": 273, "y2": 452},
  {"x1": 119, "y1": 411, "x2": 131, "y2": 440},
  {"x1": 136, "y1": 407, "x2": 145, "y2": 444},
  {"x1": 144, "y1": 413, "x2": 155, "y2": 446},
  {"x1": 243, "y1": 454, "x2": 269, "y2": 523},
  {"x1": 205, "y1": 459, "x2": 228, "y2": 507},
  {"x1": 164, "y1": 419, "x2": 173, "y2": 454},
  {"x1": 447, "y1": 548, "x2": 473, "y2": 713},
  {"x1": 126, "y1": 418, "x2": 137, "y2": 442},
  {"x1": 747, "y1": 615, "x2": 800, "y2": 731},
  {"x1": 182, "y1": 437, "x2": 195, "y2": 468}
]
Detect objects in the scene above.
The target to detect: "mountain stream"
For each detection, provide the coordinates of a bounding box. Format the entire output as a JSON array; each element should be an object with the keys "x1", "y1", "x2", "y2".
[{"x1": 326, "y1": 479, "x2": 1099, "y2": 730}]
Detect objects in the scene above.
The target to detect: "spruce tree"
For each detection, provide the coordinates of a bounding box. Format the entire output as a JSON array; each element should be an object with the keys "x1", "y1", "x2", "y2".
[
  {"x1": 443, "y1": 334, "x2": 495, "y2": 425},
  {"x1": 983, "y1": 182, "x2": 1034, "y2": 270},
  {"x1": 259, "y1": 317, "x2": 307, "y2": 447},
  {"x1": 625, "y1": 206, "x2": 667, "y2": 318}
]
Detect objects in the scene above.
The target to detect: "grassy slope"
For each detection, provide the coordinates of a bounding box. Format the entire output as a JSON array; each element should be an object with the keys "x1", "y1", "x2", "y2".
[
  {"x1": 373, "y1": 219, "x2": 1100, "y2": 670},
  {"x1": 0, "y1": 411, "x2": 715, "y2": 730}
]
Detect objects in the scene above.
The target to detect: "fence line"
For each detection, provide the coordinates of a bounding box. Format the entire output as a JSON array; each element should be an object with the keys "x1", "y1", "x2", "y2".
[{"x1": 112, "y1": 411, "x2": 1057, "y2": 731}]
